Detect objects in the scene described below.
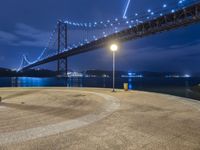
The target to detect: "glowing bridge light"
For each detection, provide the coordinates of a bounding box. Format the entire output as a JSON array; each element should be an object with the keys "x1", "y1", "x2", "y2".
[
  {"x1": 147, "y1": 9, "x2": 151, "y2": 13},
  {"x1": 179, "y1": 0, "x2": 183, "y2": 4},
  {"x1": 163, "y1": 4, "x2": 167, "y2": 8},
  {"x1": 123, "y1": 0, "x2": 131, "y2": 19},
  {"x1": 93, "y1": 35, "x2": 97, "y2": 40}
]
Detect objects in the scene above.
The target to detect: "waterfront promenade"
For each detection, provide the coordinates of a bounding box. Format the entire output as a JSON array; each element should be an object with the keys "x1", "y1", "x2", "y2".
[{"x1": 0, "y1": 88, "x2": 200, "y2": 150}]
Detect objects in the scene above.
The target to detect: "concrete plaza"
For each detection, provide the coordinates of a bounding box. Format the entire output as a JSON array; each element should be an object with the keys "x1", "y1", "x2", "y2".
[{"x1": 0, "y1": 88, "x2": 200, "y2": 150}]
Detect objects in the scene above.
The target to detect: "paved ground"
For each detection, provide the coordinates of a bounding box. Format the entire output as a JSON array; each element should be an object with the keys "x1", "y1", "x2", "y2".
[{"x1": 0, "y1": 88, "x2": 200, "y2": 150}]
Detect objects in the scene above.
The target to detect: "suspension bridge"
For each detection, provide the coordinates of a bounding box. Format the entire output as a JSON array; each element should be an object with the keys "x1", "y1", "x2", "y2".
[{"x1": 18, "y1": 0, "x2": 200, "y2": 76}]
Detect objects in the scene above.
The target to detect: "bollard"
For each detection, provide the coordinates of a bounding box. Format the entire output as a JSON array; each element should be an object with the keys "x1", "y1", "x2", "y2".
[{"x1": 124, "y1": 83, "x2": 129, "y2": 91}]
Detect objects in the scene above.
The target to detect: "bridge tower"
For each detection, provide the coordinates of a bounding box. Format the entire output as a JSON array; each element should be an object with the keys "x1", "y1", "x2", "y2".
[{"x1": 57, "y1": 20, "x2": 68, "y2": 77}]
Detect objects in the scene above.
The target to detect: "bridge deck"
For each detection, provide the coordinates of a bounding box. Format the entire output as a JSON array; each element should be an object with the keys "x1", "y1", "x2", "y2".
[{"x1": 22, "y1": 2, "x2": 200, "y2": 70}]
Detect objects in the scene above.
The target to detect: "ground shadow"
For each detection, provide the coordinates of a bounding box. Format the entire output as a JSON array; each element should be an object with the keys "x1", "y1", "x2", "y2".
[
  {"x1": 0, "y1": 101, "x2": 90, "y2": 119},
  {"x1": 2, "y1": 90, "x2": 40, "y2": 100}
]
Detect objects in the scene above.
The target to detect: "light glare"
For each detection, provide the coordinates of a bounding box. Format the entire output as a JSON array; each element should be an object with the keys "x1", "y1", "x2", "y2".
[{"x1": 110, "y1": 44, "x2": 118, "y2": 52}]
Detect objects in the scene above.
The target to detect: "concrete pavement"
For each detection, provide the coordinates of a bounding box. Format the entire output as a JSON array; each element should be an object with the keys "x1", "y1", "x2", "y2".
[{"x1": 0, "y1": 88, "x2": 200, "y2": 150}]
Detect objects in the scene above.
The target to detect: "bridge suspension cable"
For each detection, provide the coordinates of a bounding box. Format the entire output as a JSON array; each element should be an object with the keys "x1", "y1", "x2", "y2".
[
  {"x1": 63, "y1": 0, "x2": 195, "y2": 29},
  {"x1": 123, "y1": 0, "x2": 131, "y2": 19},
  {"x1": 17, "y1": 0, "x2": 200, "y2": 71}
]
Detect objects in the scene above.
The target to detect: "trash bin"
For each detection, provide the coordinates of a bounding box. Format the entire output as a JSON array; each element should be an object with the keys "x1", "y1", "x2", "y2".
[{"x1": 124, "y1": 83, "x2": 128, "y2": 91}]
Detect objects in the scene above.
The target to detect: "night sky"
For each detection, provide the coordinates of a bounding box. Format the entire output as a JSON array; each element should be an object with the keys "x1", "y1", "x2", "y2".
[{"x1": 0, "y1": 0, "x2": 200, "y2": 74}]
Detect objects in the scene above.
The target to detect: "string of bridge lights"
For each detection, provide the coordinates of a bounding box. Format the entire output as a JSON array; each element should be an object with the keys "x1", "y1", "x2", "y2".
[
  {"x1": 17, "y1": 0, "x2": 195, "y2": 70},
  {"x1": 63, "y1": 0, "x2": 189, "y2": 29},
  {"x1": 64, "y1": 0, "x2": 192, "y2": 52},
  {"x1": 19, "y1": 24, "x2": 58, "y2": 68}
]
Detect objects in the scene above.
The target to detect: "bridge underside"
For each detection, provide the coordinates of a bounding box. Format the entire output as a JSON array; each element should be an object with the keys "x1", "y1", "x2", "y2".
[{"x1": 21, "y1": 2, "x2": 200, "y2": 71}]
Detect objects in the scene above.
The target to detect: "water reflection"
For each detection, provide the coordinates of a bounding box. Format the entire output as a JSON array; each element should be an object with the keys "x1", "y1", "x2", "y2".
[
  {"x1": 128, "y1": 78, "x2": 133, "y2": 90},
  {"x1": 2, "y1": 76, "x2": 200, "y2": 101},
  {"x1": 16, "y1": 77, "x2": 67, "y2": 87}
]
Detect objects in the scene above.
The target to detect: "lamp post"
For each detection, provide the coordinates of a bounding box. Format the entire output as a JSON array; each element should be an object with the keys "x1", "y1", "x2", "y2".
[{"x1": 110, "y1": 44, "x2": 118, "y2": 92}]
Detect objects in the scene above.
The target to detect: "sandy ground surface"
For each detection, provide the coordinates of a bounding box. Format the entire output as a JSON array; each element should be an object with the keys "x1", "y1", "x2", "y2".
[{"x1": 0, "y1": 87, "x2": 200, "y2": 150}]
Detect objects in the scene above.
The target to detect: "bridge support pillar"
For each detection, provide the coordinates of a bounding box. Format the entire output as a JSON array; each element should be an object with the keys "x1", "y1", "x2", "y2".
[
  {"x1": 57, "y1": 21, "x2": 61, "y2": 75},
  {"x1": 57, "y1": 20, "x2": 68, "y2": 79}
]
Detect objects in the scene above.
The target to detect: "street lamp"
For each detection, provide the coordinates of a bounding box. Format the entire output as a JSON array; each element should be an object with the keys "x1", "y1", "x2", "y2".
[{"x1": 110, "y1": 44, "x2": 118, "y2": 92}]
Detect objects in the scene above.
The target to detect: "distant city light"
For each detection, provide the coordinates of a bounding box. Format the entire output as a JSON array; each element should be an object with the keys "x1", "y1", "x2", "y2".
[
  {"x1": 165, "y1": 74, "x2": 191, "y2": 78},
  {"x1": 184, "y1": 74, "x2": 191, "y2": 78},
  {"x1": 122, "y1": 72, "x2": 143, "y2": 78},
  {"x1": 128, "y1": 73, "x2": 133, "y2": 76}
]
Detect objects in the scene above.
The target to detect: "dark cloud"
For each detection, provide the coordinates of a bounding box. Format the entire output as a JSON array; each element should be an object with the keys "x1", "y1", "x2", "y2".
[
  {"x1": 0, "y1": 31, "x2": 18, "y2": 45},
  {"x1": 14, "y1": 23, "x2": 49, "y2": 47},
  {"x1": 0, "y1": 23, "x2": 49, "y2": 47}
]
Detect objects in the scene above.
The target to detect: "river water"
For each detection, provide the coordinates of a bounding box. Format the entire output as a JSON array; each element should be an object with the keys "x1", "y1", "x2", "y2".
[{"x1": 1, "y1": 77, "x2": 200, "y2": 100}]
